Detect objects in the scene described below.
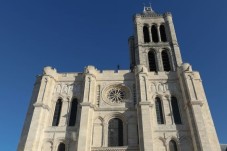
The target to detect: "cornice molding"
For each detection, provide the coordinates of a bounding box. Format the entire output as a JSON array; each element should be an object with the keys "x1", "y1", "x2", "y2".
[{"x1": 33, "y1": 102, "x2": 50, "y2": 111}]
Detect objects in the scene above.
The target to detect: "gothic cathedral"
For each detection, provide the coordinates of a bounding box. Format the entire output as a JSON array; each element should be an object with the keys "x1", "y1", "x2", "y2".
[{"x1": 18, "y1": 6, "x2": 222, "y2": 151}]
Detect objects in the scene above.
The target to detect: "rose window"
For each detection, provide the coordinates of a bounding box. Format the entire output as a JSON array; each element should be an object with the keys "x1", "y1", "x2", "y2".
[
  {"x1": 107, "y1": 87, "x2": 126, "y2": 103},
  {"x1": 102, "y1": 84, "x2": 130, "y2": 105}
]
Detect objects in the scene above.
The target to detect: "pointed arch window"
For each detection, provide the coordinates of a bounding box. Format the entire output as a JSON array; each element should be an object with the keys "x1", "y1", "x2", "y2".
[
  {"x1": 155, "y1": 97, "x2": 164, "y2": 124},
  {"x1": 108, "y1": 118, "x2": 123, "y2": 147},
  {"x1": 143, "y1": 26, "x2": 150, "y2": 43},
  {"x1": 151, "y1": 25, "x2": 159, "y2": 43},
  {"x1": 57, "y1": 143, "x2": 65, "y2": 151},
  {"x1": 148, "y1": 50, "x2": 157, "y2": 72},
  {"x1": 52, "y1": 99, "x2": 63, "y2": 126},
  {"x1": 162, "y1": 50, "x2": 171, "y2": 71},
  {"x1": 160, "y1": 25, "x2": 167, "y2": 42},
  {"x1": 68, "y1": 98, "x2": 78, "y2": 126},
  {"x1": 169, "y1": 140, "x2": 178, "y2": 151},
  {"x1": 171, "y1": 97, "x2": 182, "y2": 124}
]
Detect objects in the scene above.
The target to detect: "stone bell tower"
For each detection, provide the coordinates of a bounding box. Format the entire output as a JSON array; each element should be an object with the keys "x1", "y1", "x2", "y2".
[
  {"x1": 129, "y1": 6, "x2": 182, "y2": 72},
  {"x1": 129, "y1": 6, "x2": 221, "y2": 151}
]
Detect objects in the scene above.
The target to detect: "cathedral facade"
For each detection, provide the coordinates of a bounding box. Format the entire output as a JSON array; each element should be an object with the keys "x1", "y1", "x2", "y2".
[{"x1": 18, "y1": 7, "x2": 222, "y2": 151}]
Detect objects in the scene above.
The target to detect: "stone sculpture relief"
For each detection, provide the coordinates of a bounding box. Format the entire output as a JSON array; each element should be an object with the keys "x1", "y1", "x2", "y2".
[
  {"x1": 54, "y1": 83, "x2": 82, "y2": 97},
  {"x1": 150, "y1": 82, "x2": 178, "y2": 94},
  {"x1": 150, "y1": 82, "x2": 168, "y2": 93}
]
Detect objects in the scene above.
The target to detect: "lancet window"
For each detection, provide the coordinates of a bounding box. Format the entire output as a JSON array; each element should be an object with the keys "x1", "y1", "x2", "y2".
[
  {"x1": 169, "y1": 140, "x2": 178, "y2": 151},
  {"x1": 160, "y1": 24, "x2": 167, "y2": 42},
  {"x1": 57, "y1": 143, "x2": 65, "y2": 151},
  {"x1": 171, "y1": 97, "x2": 182, "y2": 124},
  {"x1": 52, "y1": 99, "x2": 63, "y2": 126},
  {"x1": 162, "y1": 50, "x2": 171, "y2": 71},
  {"x1": 155, "y1": 97, "x2": 164, "y2": 124},
  {"x1": 143, "y1": 26, "x2": 150, "y2": 43},
  {"x1": 68, "y1": 98, "x2": 78, "y2": 126},
  {"x1": 148, "y1": 50, "x2": 157, "y2": 72},
  {"x1": 151, "y1": 25, "x2": 159, "y2": 43}
]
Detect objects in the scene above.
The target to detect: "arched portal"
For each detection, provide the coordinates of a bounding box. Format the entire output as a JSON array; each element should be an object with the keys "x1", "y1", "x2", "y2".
[{"x1": 108, "y1": 118, "x2": 123, "y2": 146}]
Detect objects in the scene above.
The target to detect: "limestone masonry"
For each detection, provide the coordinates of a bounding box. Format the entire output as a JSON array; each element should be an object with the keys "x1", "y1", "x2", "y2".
[{"x1": 18, "y1": 6, "x2": 222, "y2": 151}]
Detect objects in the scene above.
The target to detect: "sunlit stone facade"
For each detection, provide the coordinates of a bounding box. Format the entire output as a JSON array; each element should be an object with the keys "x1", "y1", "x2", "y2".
[{"x1": 18, "y1": 7, "x2": 221, "y2": 151}]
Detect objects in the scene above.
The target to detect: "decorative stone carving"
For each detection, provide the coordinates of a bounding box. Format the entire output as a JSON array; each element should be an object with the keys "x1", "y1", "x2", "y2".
[
  {"x1": 54, "y1": 84, "x2": 75, "y2": 96},
  {"x1": 157, "y1": 83, "x2": 167, "y2": 93},
  {"x1": 96, "y1": 85, "x2": 101, "y2": 107},
  {"x1": 68, "y1": 86, "x2": 73, "y2": 96},
  {"x1": 56, "y1": 85, "x2": 61, "y2": 93},
  {"x1": 150, "y1": 82, "x2": 169, "y2": 93},
  {"x1": 107, "y1": 87, "x2": 126, "y2": 103},
  {"x1": 151, "y1": 83, "x2": 156, "y2": 92},
  {"x1": 102, "y1": 84, "x2": 131, "y2": 105},
  {"x1": 62, "y1": 85, "x2": 68, "y2": 94},
  {"x1": 135, "y1": 65, "x2": 148, "y2": 75}
]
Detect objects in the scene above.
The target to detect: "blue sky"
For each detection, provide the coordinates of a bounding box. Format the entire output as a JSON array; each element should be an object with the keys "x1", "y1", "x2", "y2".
[{"x1": 0, "y1": 0, "x2": 226, "y2": 150}]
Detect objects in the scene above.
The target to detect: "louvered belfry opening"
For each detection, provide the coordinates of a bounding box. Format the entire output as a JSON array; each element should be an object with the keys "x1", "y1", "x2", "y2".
[
  {"x1": 57, "y1": 143, "x2": 65, "y2": 151},
  {"x1": 160, "y1": 24, "x2": 167, "y2": 42},
  {"x1": 52, "y1": 99, "x2": 63, "y2": 126},
  {"x1": 155, "y1": 97, "x2": 164, "y2": 124},
  {"x1": 151, "y1": 25, "x2": 159, "y2": 43},
  {"x1": 108, "y1": 118, "x2": 123, "y2": 147},
  {"x1": 169, "y1": 140, "x2": 178, "y2": 151},
  {"x1": 162, "y1": 50, "x2": 171, "y2": 71},
  {"x1": 171, "y1": 97, "x2": 182, "y2": 124},
  {"x1": 148, "y1": 50, "x2": 157, "y2": 72},
  {"x1": 68, "y1": 98, "x2": 78, "y2": 126},
  {"x1": 143, "y1": 26, "x2": 150, "y2": 43}
]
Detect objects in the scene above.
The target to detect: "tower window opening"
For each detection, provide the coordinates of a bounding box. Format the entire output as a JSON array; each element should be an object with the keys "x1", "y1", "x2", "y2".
[
  {"x1": 161, "y1": 50, "x2": 171, "y2": 71},
  {"x1": 148, "y1": 50, "x2": 157, "y2": 72},
  {"x1": 171, "y1": 97, "x2": 182, "y2": 124},
  {"x1": 52, "y1": 99, "x2": 63, "y2": 126},
  {"x1": 143, "y1": 26, "x2": 150, "y2": 43},
  {"x1": 151, "y1": 25, "x2": 159, "y2": 43},
  {"x1": 155, "y1": 97, "x2": 164, "y2": 124},
  {"x1": 57, "y1": 143, "x2": 65, "y2": 151},
  {"x1": 160, "y1": 25, "x2": 167, "y2": 42},
  {"x1": 108, "y1": 118, "x2": 123, "y2": 147},
  {"x1": 68, "y1": 98, "x2": 78, "y2": 126},
  {"x1": 169, "y1": 140, "x2": 178, "y2": 151}
]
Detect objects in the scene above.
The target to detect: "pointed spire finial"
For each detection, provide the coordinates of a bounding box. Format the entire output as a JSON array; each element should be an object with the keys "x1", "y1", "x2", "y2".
[
  {"x1": 117, "y1": 64, "x2": 120, "y2": 70},
  {"x1": 143, "y1": 2, "x2": 154, "y2": 13}
]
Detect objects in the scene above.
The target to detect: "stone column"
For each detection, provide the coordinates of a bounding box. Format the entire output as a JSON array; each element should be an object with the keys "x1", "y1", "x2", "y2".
[
  {"x1": 103, "y1": 122, "x2": 108, "y2": 147},
  {"x1": 164, "y1": 13, "x2": 182, "y2": 66},
  {"x1": 18, "y1": 66, "x2": 57, "y2": 151},
  {"x1": 157, "y1": 51, "x2": 163, "y2": 71},
  {"x1": 76, "y1": 66, "x2": 97, "y2": 151},
  {"x1": 135, "y1": 65, "x2": 154, "y2": 151},
  {"x1": 59, "y1": 99, "x2": 70, "y2": 126},
  {"x1": 177, "y1": 64, "x2": 221, "y2": 151},
  {"x1": 148, "y1": 25, "x2": 153, "y2": 43},
  {"x1": 134, "y1": 15, "x2": 143, "y2": 45},
  {"x1": 157, "y1": 24, "x2": 162, "y2": 42},
  {"x1": 137, "y1": 102, "x2": 153, "y2": 151},
  {"x1": 77, "y1": 103, "x2": 94, "y2": 151},
  {"x1": 164, "y1": 96, "x2": 173, "y2": 125},
  {"x1": 164, "y1": 13, "x2": 177, "y2": 45}
]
